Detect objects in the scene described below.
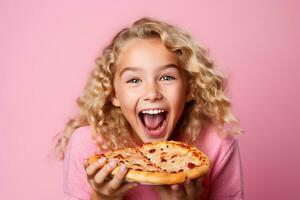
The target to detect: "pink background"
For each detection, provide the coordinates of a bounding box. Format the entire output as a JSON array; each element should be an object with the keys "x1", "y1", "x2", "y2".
[{"x1": 1, "y1": 0, "x2": 299, "y2": 199}]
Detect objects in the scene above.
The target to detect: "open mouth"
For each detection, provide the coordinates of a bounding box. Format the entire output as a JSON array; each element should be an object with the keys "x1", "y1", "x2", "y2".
[{"x1": 138, "y1": 109, "x2": 168, "y2": 137}]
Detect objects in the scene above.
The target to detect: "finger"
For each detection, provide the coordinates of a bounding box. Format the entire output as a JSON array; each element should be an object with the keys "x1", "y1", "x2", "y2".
[
  {"x1": 94, "y1": 160, "x2": 117, "y2": 186},
  {"x1": 195, "y1": 178, "x2": 204, "y2": 194},
  {"x1": 171, "y1": 184, "x2": 185, "y2": 199},
  {"x1": 154, "y1": 185, "x2": 167, "y2": 192},
  {"x1": 83, "y1": 159, "x2": 88, "y2": 168},
  {"x1": 116, "y1": 182, "x2": 139, "y2": 195},
  {"x1": 195, "y1": 177, "x2": 204, "y2": 188},
  {"x1": 85, "y1": 157, "x2": 106, "y2": 179},
  {"x1": 153, "y1": 185, "x2": 169, "y2": 195},
  {"x1": 153, "y1": 185, "x2": 170, "y2": 199},
  {"x1": 184, "y1": 178, "x2": 196, "y2": 197},
  {"x1": 107, "y1": 164, "x2": 128, "y2": 191}
]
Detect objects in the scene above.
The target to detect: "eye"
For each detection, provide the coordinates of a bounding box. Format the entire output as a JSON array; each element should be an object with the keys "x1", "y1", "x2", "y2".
[
  {"x1": 160, "y1": 75, "x2": 175, "y2": 81},
  {"x1": 126, "y1": 78, "x2": 141, "y2": 84}
]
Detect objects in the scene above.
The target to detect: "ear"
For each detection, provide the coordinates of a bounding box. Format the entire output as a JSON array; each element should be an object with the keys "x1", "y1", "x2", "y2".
[
  {"x1": 185, "y1": 84, "x2": 193, "y2": 102},
  {"x1": 185, "y1": 92, "x2": 193, "y2": 102},
  {"x1": 111, "y1": 96, "x2": 120, "y2": 107}
]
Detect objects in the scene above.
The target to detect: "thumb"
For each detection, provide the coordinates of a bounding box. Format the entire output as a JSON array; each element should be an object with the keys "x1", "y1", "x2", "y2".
[
  {"x1": 154, "y1": 184, "x2": 167, "y2": 190},
  {"x1": 83, "y1": 159, "x2": 89, "y2": 169},
  {"x1": 153, "y1": 185, "x2": 170, "y2": 199},
  {"x1": 118, "y1": 182, "x2": 139, "y2": 194}
]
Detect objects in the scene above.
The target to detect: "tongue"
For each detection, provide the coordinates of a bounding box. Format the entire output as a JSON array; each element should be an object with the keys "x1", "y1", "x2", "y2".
[{"x1": 143, "y1": 113, "x2": 165, "y2": 129}]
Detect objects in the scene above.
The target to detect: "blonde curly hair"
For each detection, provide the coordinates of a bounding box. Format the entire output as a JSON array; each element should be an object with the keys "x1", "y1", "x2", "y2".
[{"x1": 52, "y1": 17, "x2": 243, "y2": 160}]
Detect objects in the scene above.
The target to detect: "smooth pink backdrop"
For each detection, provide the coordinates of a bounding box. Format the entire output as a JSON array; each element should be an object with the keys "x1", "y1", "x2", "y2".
[{"x1": 1, "y1": 0, "x2": 299, "y2": 199}]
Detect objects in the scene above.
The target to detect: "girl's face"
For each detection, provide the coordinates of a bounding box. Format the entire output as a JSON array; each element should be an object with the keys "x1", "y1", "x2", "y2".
[{"x1": 112, "y1": 38, "x2": 189, "y2": 143}]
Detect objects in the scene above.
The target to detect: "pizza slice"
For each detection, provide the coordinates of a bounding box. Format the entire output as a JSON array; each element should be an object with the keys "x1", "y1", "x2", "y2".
[{"x1": 88, "y1": 141, "x2": 210, "y2": 185}]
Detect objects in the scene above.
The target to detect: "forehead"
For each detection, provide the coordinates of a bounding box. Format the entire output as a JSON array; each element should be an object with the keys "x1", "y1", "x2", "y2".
[{"x1": 115, "y1": 38, "x2": 179, "y2": 72}]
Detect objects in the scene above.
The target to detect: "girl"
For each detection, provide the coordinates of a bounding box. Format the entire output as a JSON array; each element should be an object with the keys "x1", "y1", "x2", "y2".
[{"x1": 54, "y1": 17, "x2": 244, "y2": 200}]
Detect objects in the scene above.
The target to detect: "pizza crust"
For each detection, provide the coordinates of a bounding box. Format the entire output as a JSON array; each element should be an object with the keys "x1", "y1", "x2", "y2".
[
  {"x1": 185, "y1": 165, "x2": 210, "y2": 179},
  {"x1": 123, "y1": 170, "x2": 186, "y2": 185},
  {"x1": 89, "y1": 156, "x2": 186, "y2": 185}
]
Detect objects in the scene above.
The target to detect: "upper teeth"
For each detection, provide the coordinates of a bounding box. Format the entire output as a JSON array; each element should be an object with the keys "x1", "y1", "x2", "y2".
[{"x1": 141, "y1": 109, "x2": 165, "y2": 114}]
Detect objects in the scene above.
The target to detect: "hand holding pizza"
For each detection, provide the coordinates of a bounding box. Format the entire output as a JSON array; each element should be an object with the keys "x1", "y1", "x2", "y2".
[
  {"x1": 83, "y1": 158, "x2": 138, "y2": 200},
  {"x1": 86, "y1": 141, "x2": 209, "y2": 199},
  {"x1": 154, "y1": 178, "x2": 204, "y2": 200}
]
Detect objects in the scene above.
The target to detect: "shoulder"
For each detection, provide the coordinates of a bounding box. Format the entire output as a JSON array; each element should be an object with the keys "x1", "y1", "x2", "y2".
[
  {"x1": 69, "y1": 126, "x2": 93, "y2": 144},
  {"x1": 65, "y1": 126, "x2": 97, "y2": 162},
  {"x1": 194, "y1": 124, "x2": 244, "y2": 198},
  {"x1": 195, "y1": 125, "x2": 235, "y2": 154},
  {"x1": 194, "y1": 124, "x2": 240, "y2": 171},
  {"x1": 63, "y1": 126, "x2": 96, "y2": 199}
]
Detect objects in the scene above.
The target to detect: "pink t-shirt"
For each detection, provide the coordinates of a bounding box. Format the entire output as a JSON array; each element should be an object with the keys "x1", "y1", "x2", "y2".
[{"x1": 63, "y1": 125, "x2": 244, "y2": 200}]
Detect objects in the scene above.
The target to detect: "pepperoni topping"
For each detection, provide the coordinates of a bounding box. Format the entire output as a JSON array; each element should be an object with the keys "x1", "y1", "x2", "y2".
[
  {"x1": 149, "y1": 149, "x2": 156, "y2": 153},
  {"x1": 188, "y1": 162, "x2": 196, "y2": 169},
  {"x1": 113, "y1": 154, "x2": 124, "y2": 159},
  {"x1": 95, "y1": 154, "x2": 104, "y2": 159},
  {"x1": 193, "y1": 152, "x2": 199, "y2": 157},
  {"x1": 171, "y1": 155, "x2": 178, "y2": 159}
]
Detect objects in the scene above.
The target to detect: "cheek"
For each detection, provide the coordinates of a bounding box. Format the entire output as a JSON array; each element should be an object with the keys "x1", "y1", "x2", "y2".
[
  {"x1": 165, "y1": 83, "x2": 187, "y2": 104},
  {"x1": 116, "y1": 87, "x2": 139, "y2": 107}
]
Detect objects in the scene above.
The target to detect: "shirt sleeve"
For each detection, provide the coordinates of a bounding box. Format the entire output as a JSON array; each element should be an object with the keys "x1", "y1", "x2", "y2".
[
  {"x1": 63, "y1": 128, "x2": 94, "y2": 200},
  {"x1": 207, "y1": 138, "x2": 244, "y2": 200}
]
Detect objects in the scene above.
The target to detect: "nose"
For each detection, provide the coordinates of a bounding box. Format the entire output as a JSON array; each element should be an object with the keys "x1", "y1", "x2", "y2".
[{"x1": 143, "y1": 82, "x2": 162, "y2": 102}]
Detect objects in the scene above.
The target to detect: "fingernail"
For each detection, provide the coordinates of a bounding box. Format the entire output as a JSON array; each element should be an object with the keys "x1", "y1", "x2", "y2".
[
  {"x1": 186, "y1": 179, "x2": 191, "y2": 184},
  {"x1": 197, "y1": 178, "x2": 203, "y2": 185},
  {"x1": 120, "y1": 164, "x2": 127, "y2": 172},
  {"x1": 96, "y1": 135, "x2": 103, "y2": 143},
  {"x1": 133, "y1": 183, "x2": 139, "y2": 187},
  {"x1": 98, "y1": 157, "x2": 106, "y2": 164},
  {"x1": 95, "y1": 148, "x2": 102, "y2": 154},
  {"x1": 197, "y1": 178, "x2": 204, "y2": 183},
  {"x1": 83, "y1": 159, "x2": 88, "y2": 166},
  {"x1": 109, "y1": 160, "x2": 117, "y2": 167},
  {"x1": 171, "y1": 185, "x2": 179, "y2": 190}
]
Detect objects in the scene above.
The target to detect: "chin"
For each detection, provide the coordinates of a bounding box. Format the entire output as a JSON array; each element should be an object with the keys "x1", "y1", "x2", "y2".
[{"x1": 139, "y1": 131, "x2": 172, "y2": 143}]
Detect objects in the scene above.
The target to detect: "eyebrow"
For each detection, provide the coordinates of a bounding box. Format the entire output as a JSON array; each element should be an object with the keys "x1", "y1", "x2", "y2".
[{"x1": 119, "y1": 64, "x2": 179, "y2": 77}]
